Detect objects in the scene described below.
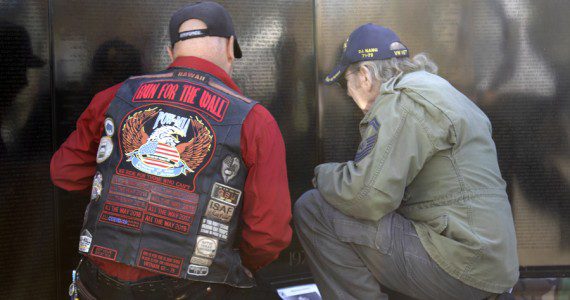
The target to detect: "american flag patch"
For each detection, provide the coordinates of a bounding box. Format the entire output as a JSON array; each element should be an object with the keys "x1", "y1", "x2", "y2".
[{"x1": 139, "y1": 142, "x2": 180, "y2": 168}]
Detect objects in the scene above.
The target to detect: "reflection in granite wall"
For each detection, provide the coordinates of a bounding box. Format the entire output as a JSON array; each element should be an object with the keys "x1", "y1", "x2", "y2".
[
  {"x1": 316, "y1": 0, "x2": 570, "y2": 269},
  {"x1": 0, "y1": 1, "x2": 54, "y2": 299}
]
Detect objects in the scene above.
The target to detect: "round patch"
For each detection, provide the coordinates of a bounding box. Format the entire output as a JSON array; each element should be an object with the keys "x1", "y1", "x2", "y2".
[
  {"x1": 104, "y1": 117, "x2": 115, "y2": 136},
  {"x1": 96, "y1": 136, "x2": 113, "y2": 164},
  {"x1": 91, "y1": 172, "x2": 103, "y2": 201}
]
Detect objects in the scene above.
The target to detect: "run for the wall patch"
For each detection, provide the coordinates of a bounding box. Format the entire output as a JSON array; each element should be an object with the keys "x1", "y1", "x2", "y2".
[
  {"x1": 204, "y1": 199, "x2": 235, "y2": 222},
  {"x1": 132, "y1": 80, "x2": 229, "y2": 122},
  {"x1": 221, "y1": 155, "x2": 240, "y2": 183},
  {"x1": 90, "y1": 245, "x2": 117, "y2": 261},
  {"x1": 137, "y1": 249, "x2": 183, "y2": 276},
  {"x1": 96, "y1": 136, "x2": 113, "y2": 164},
  {"x1": 199, "y1": 218, "x2": 229, "y2": 241},
  {"x1": 118, "y1": 105, "x2": 215, "y2": 192},
  {"x1": 187, "y1": 264, "x2": 209, "y2": 276},
  {"x1": 211, "y1": 183, "x2": 241, "y2": 206},
  {"x1": 194, "y1": 236, "x2": 218, "y2": 259}
]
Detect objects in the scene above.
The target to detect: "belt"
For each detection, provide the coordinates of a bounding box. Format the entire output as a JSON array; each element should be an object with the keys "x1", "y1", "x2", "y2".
[{"x1": 76, "y1": 259, "x2": 221, "y2": 300}]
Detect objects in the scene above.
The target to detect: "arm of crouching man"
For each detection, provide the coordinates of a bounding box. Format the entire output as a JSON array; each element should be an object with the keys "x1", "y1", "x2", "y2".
[{"x1": 314, "y1": 95, "x2": 438, "y2": 222}]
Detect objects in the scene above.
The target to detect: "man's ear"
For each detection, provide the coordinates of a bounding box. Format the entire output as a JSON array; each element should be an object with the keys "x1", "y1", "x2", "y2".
[
  {"x1": 227, "y1": 36, "x2": 235, "y2": 62},
  {"x1": 359, "y1": 65, "x2": 373, "y2": 91},
  {"x1": 167, "y1": 46, "x2": 174, "y2": 62}
]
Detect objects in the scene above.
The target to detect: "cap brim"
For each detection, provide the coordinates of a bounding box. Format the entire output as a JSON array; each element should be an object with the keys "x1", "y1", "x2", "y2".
[
  {"x1": 324, "y1": 63, "x2": 348, "y2": 85},
  {"x1": 234, "y1": 39, "x2": 242, "y2": 59}
]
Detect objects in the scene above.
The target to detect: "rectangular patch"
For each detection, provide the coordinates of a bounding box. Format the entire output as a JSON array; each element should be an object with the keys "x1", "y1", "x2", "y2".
[
  {"x1": 146, "y1": 203, "x2": 193, "y2": 223},
  {"x1": 210, "y1": 183, "x2": 241, "y2": 206},
  {"x1": 104, "y1": 202, "x2": 144, "y2": 219},
  {"x1": 131, "y1": 80, "x2": 229, "y2": 122},
  {"x1": 137, "y1": 249, "x2": 183, "y2": 277},
  {"x1": 194, "y1": 236, "x2": 218, "y2": 259},
  {"x1": 107, "y1": 193, "x2": 148, "y2": 209},
  {"x1": 109, "y1": 184, "x2": 149, "y2": 199},
  {"x1": 187, "y1": 264, "x2": 209, "y2": 276},
  {"x1": 204, "y1": 199, "x2": 235, "y2": 222},
  {"x1": 143, "y1": 214, "x2": 191, "y2": 234},
  {"x1": 91, "y1": 245, "x2": 117, "y2": 261},
  {"x1": 190, "y1": 255, "x2": 213, "y2": 267},
  {"x1": 99, "y1": 212, "x2": 142, "y2": 230},
  {"x1": 199, "y1": 218, "x2": 229, "y2": 241},
  {"x1": 150, "y1": 194, "x2": 197, "y2": 214}
]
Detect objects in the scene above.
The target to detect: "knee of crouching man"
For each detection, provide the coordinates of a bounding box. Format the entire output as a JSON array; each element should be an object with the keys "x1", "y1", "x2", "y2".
[{"x1": 293, "y1": 189, "x2": 319, "y2": 226}]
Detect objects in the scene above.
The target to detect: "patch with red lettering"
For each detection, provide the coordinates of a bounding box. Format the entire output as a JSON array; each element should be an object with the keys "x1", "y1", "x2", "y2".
[
  {"x1": 91, "y1": 245, "x2": 117, "y2": 261},
  {"x1": 131, "y1": 80, "x2": 229, "y2": 122},
  {"x1": 137, "y1": 249, "x2": 183, "y2": 277},
  {"x1": 98, "y1": 175, "x2": 198, "y2": 234},
  {"x1": 117, "y1": 104, "x2": 216, "y2": 192}
]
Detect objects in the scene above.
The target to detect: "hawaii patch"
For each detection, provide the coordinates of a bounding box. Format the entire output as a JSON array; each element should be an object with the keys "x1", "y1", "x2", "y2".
[
  {"x1": 355, "y1": 118, "x2": 380, "y2": 163},
  {"x1": 118, "y1": 105, "x2": 215, "y2": 191}
]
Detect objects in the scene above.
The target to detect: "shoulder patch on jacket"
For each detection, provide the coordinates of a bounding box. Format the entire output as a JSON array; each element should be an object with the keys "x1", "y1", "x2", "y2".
[{"x1": 355, "y1": 118, "x2": 380, "y2": 162}]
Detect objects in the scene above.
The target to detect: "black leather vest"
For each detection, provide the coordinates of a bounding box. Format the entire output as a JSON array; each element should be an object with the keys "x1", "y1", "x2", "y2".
[{"x1": 79, "y1": 67, "x2": 257, "y2": 287}]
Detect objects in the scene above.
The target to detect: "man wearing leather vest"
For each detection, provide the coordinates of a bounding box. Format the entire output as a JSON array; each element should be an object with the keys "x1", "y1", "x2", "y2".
[{"x1": 50, "y1": 2, "x2": 292, "y2": 299}]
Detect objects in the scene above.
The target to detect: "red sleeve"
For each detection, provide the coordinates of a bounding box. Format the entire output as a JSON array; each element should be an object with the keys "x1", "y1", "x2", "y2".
[
  {"x1": 50, "y1": 83, "x2": 122, "y2": 191},
  {"x1": 239, "y1": 104, "x2": 292, "y2": 271}
]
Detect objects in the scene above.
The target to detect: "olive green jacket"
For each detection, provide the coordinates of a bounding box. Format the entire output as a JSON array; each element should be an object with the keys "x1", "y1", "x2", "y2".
[{"x1": 315, "y1": 71, "x2": 519, "y2": 293}]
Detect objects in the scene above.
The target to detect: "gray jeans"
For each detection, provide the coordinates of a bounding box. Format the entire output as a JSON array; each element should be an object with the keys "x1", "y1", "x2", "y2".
[{"x1": 293, "y1": 189, "x2": 494, "y2": 300}]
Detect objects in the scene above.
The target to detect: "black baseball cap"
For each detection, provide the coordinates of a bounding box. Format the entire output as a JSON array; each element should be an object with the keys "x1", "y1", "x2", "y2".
[
  {"x1": 169, "y1": 1, "x2": 242, "y2": 58},
  {"x1": 324, "y1": 23, "x2": 409, "y2": 85}
]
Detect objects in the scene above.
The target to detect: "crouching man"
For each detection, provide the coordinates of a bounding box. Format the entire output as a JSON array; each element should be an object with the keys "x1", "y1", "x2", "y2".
[{"x1": 294, "y1": 23, "x2": 518, "y2": 300}]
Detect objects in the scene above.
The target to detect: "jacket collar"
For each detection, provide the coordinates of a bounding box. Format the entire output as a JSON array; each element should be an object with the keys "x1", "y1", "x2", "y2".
[{"x1": 168, "y1": 56, "x2": 242, "y2": 94}]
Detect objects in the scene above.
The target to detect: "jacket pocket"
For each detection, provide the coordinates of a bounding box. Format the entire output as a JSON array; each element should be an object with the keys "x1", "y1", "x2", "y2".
[
  {"x1": 426, "y1": 214, "x2": 448, "y2": 235},
  {"x1": 332, "y1": 213, "x2": 394, "y2": 255}
]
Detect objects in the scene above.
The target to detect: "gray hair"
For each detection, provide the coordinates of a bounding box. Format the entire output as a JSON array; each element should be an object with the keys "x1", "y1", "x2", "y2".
[{"x1": 348, "y1": 53, "x2": 438, "y2": 83}]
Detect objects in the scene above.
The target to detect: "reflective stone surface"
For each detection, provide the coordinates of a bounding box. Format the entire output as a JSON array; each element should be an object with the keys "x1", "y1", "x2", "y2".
[
  {"x1": 1, "y1": 0, "x2": 569, "y2": 298},
  {"x1": 0, "y1": 1, "x2": 54, "y2": 298}
]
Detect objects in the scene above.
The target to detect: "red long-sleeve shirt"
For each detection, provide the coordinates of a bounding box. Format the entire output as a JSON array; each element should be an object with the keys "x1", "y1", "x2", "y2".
[{"x1": 51, "y1": 56, "x2": 292, "y2": 280}]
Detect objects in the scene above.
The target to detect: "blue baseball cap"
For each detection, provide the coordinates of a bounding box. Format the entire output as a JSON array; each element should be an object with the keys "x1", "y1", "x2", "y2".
[{"x1": 324, "y1": 23, "x2": 409, "y2": 85}]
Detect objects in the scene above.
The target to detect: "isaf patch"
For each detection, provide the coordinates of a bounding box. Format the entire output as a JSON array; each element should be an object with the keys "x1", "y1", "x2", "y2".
[
  {"x1": 211, "y1": 183, "x2": 241, "y2": 206},
  {"x1": 204, "y1": 199, "x2": 235, "y2": 222}
]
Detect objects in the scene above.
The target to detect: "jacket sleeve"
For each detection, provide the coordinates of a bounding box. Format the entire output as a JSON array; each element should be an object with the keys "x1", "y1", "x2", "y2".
[
  {"x1": 315, "y1": 95, "x2": 439, "y2": 221},
  {"x1": 239, "y1": 104, "x2": 292, "y2": 271},
  {"x1": 50, "y1": 83, "x2": 122, "y2": 191}
]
